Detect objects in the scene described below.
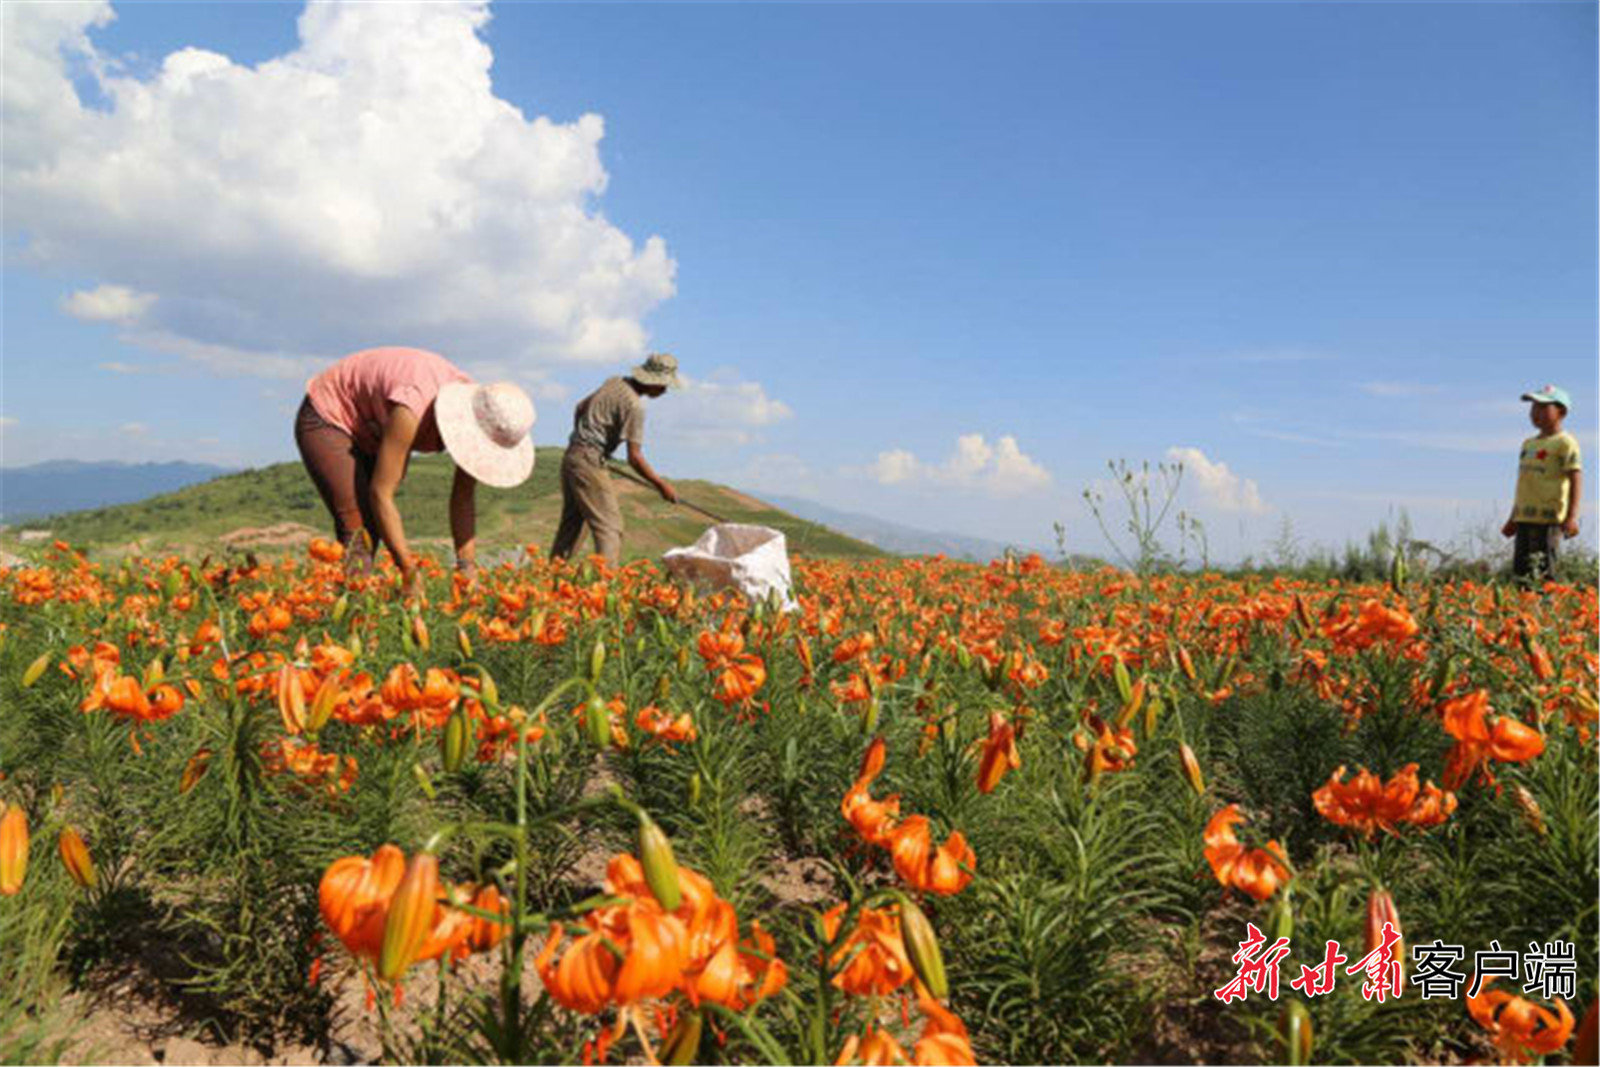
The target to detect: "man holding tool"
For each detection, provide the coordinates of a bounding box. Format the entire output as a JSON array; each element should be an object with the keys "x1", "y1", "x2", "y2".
[{"x1": 549, "y1": 353, "x2": 682, "y2": 566}]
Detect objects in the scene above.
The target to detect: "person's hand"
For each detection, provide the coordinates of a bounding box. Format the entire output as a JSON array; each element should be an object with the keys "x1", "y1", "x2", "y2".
[
  {"x1": 660, "y1": 481, "x2": 679, "y2": 505},
  {"x1": 1501, "y1": 519, "x2": 1518, "y2": 538},
  {"x1": 1562, "y1": 517, "x2": 1581, "y2": 539},
  {"x1": 400, "y1": 566, "x2": 425, "y2": 604}
]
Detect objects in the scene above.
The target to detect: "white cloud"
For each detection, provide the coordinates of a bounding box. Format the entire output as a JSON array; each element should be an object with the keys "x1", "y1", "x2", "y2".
[
  {"x1": 652, "y1": 374, "x2": 793, "y2": 449},
  {"x1": 1165, "y1": 446, "x2": 1269, "y2": 514},
  {"x1": 1358, "y1": 381, "x2": 1443, "y2": 398},
  {"x1": 61, "y1": 284, "x2": 157, "y2": 324},
  {"x1": 866, "y1": 434, "x2": 1051, "y2": 496},
  {"x1": 98, "y1": 360, "x2": 144, "y2": 374},
  {"x1": 870, "y1": 449, "x2": 921, "y2": 485},
  {"x1": 119, "y1": 422, "x2": 148, "y2": 436},
  {"x1": 0, "y1": 417, "x2": 16, "y2": 430},
  {"x1": 3, "y1": 1, "x2": 676, "y2": 375}
]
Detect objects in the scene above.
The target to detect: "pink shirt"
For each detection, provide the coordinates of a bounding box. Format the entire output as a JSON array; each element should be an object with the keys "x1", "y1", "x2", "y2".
[{"x1": 306, "y1": 348, "x2": 470, "y2": 454}]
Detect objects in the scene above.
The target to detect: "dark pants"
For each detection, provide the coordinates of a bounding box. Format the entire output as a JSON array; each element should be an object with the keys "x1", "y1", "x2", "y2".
[
  {"x1": 293, "y1": 396, "x2": 378, "y2": 557},
  {"x1": 1512, "y1": 523, "x2": 1561, "y2": 583}
]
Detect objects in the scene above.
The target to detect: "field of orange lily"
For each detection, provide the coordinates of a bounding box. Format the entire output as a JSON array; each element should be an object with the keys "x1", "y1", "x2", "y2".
[{"x1": 0, "y1": 536, "x2": 1595, "y2": 1065}]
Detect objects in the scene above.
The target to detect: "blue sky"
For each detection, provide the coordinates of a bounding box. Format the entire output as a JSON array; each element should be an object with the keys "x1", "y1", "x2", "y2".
[{"x1": 3, "y1": 1, "x2": 1595, "y2": 561}]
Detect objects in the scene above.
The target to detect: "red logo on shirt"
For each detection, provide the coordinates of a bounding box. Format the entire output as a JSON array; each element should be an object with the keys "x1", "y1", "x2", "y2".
[{"x1": 1537, "y1": 450, "x2": 1548, "y2": 460}]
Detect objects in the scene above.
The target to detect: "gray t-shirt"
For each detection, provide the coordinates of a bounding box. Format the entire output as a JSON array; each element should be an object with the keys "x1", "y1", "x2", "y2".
[{"x1": 568, "y1": 377, "x2": 645, "y2": 457}]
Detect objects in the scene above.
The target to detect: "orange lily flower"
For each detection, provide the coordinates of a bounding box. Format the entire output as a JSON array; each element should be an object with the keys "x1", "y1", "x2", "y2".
[
  {"x1": 888, "y1": 816, "x2": 975, "y2": 897},
  {"x1": 976, "y1": 711, "x2": 1020, "y2": 794},
  {"x1": 822, "y1": 902, "x2": 913, "y2": 997},
  {"x1": 1441, "y1": 690, "x2": 1546, "y2": 789},
  {"x1": 1467, "y1": 977, "x2": 1575, "y2": 1064},
  {"x1": 1203, "y1": 804, "x2": 1290, "y2": 902},
  {"x1": 836, "y1": 1027, "x2": 908, "y2": 1066},
  {"x1": 915, "y1": 996, "x2": 977, "y2": 1066},
  {"x1": 1312, "y1": 763, "x2": 1457, "y2": 837}
]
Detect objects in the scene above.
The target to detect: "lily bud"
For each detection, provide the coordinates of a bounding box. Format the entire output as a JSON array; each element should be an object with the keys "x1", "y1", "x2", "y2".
[
  {"x1": 590, "y1": 638, "x2": 607, "y2": 682},
  {"x1": 277, "y1": 664, "x2": 307, "y2": 736},
  {"x1": 412, "y1": 762, "x2": 436, "y2": 800},
  {"x1": 180, "y1": 749, "x2": 213, "y2": 794},
  {"x1": 899, "y1": 897, "x2": 948, "y2": 999},
  {"x1": 456, "y1": 626, "x2": 473, "y2": 660},
  {"x1": 1269, "y1": 893, "x2": 1293, "y2": 946},
  {"x1": 1178, "y1": 742, "x2": 1206, "y2": 796},
  {"x1": 688, "y1": 772, "x2": 702, "y2": 807},
  {"x1": 862, "y1": 695, "x2": 880, "y2": 735},
  {"x1": 1365, "y1": 887, "x2": 1404, "y2": 988},
  {"x1": 348, "y1": 630, "x2": 364, "y2": 658},
  {"x1": 308, "y1": 674, "x2": 341, "y2": 735},
  {"x1": 477, "y1": 665, "x2": 499, "y2": 709},
  {"x1": 1116, "y1": 678, "x2": 1145, "y2": 729},
  {"x1": 676, "y1": 645, "x2": 691, "y2": 672},
  {"x1": 442, "y1": 711, "x2": 468, "y2": 773},
  {"x1": 659, "y1": 1010, "x2": 703, "y2": 1066},
  {"x1": 1512, "y1": 785, "x2": 1547, "y2": 836},
  {"x1": 378, "y1": 852, "x2": 440, "y2": 981},
  {"x1": 1113, "y1": 658, "x2": 1133, "y2": 704},
  {"x1": 1279, "y1": 1001, "x2": 1313, "y2": 1066},
  {"x1": 1389, "y1": 546, "x2": 1407, "y2": 591},
  {"x1": 585, "y1": 692, "x2": 611, "y2": 748},
  {"x1": 0, "y1": 805, "x2": 29, "y2": 895},
  {"x1": 331, "y1": 593, "x2": 349, "y2": 624},
  {"x1": 163, "y1": 570, "x2": 183, "y2": 600},
  {"x1": 412, "y1": 613, "x2": 431, "y2": 653},
  {"x1": 21, "y1": 652, "x2": 50, "y2": 689},
  {"x1": 143, "y1": 657, "x2": 165, "y2": 688},
  {"x1": 1144, "y1": 695, "x2": 1164, "y2": 737},
  {"x1": 1175, "y1": 644, "x2": 1198, "y2": 684},
  {"x1": 58, "y1": 826, "x2": 95, "y2": 889},
  {"x1": 637, "y1": 813, "x2": 682, "y2": 911},
  {"x1": 654, "y1": 673, "x2": 672, "y2": 703}
]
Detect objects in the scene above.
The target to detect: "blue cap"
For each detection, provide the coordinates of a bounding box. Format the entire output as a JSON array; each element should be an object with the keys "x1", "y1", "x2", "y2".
[{"x1": 1521, "y1": 384, "x2": 1571, "y2": 413}]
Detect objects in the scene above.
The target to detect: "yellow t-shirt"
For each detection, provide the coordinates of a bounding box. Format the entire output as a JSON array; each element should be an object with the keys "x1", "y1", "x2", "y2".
[{"x1": 1513, "y1": 431, "x2": 1582, "y2": 524}]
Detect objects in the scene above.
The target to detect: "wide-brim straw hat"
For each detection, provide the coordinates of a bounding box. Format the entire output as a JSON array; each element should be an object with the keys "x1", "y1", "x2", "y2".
[
  {"x1": 436, "y1": 381, "x2": 537, "y2": 488},
  {"x1": 630, "y1": 352, "x2": 684, "y2": 390}
]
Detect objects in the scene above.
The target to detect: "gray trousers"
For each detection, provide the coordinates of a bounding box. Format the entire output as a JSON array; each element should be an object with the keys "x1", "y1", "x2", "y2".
[{"x1": 549, "y1": 447, "x2": 622, "y2": 565}]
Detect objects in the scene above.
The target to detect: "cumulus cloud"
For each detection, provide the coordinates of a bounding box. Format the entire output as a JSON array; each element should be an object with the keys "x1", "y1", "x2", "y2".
[
  {"x1": 866, "y1": 434, "x2": 1051, "y2": 496},
  {"x1": 1165, "y1": 446, "x2": 1269, "y2": 514},
  {"x1": 61, "y1": 284, "x2": 157, "y2": 324},
  {"x1": 651, "y1": 373, "x2": 793, "y2": 449},
  {"x1": 3, "y1": 1, "x2": 676, "y2": 374}
]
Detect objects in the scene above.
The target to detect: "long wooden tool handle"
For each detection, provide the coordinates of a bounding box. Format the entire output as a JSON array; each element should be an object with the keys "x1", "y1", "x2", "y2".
[{"x1": 605, "y1": 462, "x2": 729, "y2": 524}]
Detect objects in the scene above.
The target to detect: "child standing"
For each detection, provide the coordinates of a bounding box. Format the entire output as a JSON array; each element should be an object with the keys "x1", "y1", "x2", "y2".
[{"x1": 1502, "y1": 384, "x2": 1583, "y2": 581}]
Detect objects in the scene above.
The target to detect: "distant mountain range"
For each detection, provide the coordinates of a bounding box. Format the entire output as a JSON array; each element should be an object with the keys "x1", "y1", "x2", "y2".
[
  {"x1": 762, "y1": 493, "x2": 1055, "y2": 562},
  {"x1": 0, "y1": 460, "x2": 235, "y2": 522}
]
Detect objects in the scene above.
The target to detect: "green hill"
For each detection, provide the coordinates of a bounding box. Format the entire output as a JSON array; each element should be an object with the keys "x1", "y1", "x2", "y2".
[{"x1": 2, "y1": 448, "x2": 886, "y2": 562}]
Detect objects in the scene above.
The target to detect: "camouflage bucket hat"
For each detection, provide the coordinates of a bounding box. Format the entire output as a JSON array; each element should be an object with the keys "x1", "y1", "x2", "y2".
[{"x1": 631, "y1": 352, "x2": 684, "y2": 390}]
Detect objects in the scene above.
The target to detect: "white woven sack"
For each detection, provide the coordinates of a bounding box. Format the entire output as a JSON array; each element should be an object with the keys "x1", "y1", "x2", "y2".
[{"x1": 661, "y1": 524, "x2": 798, "y2": 612}]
